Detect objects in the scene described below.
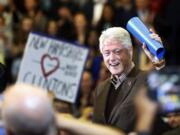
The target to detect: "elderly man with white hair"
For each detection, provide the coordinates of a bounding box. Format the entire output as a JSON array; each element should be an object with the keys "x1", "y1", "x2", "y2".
[{"x1": 93, "y1": 27, "x2": 166, "y2": 133}]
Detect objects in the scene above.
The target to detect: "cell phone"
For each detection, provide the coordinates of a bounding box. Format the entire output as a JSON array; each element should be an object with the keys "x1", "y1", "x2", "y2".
[{"x1": 147, "y1": 67, "x2": 180, "y2": 116}]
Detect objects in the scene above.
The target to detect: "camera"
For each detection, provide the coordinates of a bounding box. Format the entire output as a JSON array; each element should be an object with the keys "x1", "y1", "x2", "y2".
[{"x1": 147, "y1": 67, "x2": 180, "y2": 115}]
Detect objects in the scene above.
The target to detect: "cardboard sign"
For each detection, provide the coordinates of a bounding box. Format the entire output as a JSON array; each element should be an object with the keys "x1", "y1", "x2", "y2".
[{"x1": 17, "y1": 33, "x2": 89, "y2": 103}]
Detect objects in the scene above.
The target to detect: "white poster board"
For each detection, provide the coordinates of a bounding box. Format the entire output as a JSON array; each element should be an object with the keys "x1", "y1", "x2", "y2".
[{"x1": 17, "y1": 33, "x2": 89, "y2": 103}]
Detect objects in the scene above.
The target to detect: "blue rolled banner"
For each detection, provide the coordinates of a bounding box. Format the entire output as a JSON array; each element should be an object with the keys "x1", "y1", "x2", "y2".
[{"x1": 126, "y1": 17, "x2": 165, "y2": 60}]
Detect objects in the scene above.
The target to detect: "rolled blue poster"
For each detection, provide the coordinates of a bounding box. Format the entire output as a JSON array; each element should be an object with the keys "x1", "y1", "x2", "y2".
[{"x1": 126, "y1": 17, "x2": 165, "y2": 60}]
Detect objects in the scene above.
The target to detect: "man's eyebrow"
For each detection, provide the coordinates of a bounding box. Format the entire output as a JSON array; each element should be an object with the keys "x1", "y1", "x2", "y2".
[{"x1": 103, "y1": 50, "x2": 110, "y2": 52}]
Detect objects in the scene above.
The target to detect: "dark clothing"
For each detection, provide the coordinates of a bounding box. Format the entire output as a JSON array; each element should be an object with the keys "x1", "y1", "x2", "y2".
[
  {"x1": 163, "y1": 128, "x2": 180, "y2": 135},
  {"x1": 0, "y1": 63, "x2": 6, "y2": 92},
  {"x1": 93, "y1": 68, "x2": 147, "y2": 133},
  {"x1": 93, "y1": 67, "x2": 171, "y2": 134},
  {"x1": 105, "y1": 84, "x2": 119, "y2": 121}
]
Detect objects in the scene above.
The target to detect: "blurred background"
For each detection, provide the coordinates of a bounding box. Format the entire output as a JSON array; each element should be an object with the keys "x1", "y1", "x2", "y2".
[{"x1": 0, "y1": 0, "x2": 180, "y2": 120}]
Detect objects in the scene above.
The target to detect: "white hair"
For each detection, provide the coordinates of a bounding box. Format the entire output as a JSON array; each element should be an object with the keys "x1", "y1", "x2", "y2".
[{"x1": 99, "y1": 27, "x2": 132, "y2": 53}]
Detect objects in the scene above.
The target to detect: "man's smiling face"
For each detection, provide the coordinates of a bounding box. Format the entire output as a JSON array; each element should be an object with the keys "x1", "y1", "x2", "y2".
[{"x1": 102, "y1": 38, "x2": 132, "y2": 76}]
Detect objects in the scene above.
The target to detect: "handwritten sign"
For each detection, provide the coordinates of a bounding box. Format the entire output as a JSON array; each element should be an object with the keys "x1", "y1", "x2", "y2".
[{"x1": 17, "y1": 33, "x2": 89, "y2": 103}]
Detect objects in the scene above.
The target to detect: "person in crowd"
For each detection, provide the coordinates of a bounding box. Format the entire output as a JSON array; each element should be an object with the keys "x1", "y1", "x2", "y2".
[
  {"x1": 162, "y1": 114, "x2": 180, "y2": 135},
  {"x1": 56, "y1": 5, "x2": 76, "y2": 41},
  {"x1": 74, "y1": 70, "x2": 94, "y2": 119},
  {"x1": 81, "y1": 0, "x2": 108, "y2": 27},
  {"x1": 73, "y1": 12, "x2": 89, "y2": 45},
  {"x1": 46, "y1": 19, "x2": 58, "y2": 37},
  {"x1": 23, "y1": 0, "x2": 47, "y2": 32},
  {"x1": 93, "y1": 27, "x2": 166, "y2": 133},
  {"x1": 96, "y1": 3, "x2": 116, "y2": 33},
  {"x1": 1, "y1": 83, "x2": 57, "y2": 135}
]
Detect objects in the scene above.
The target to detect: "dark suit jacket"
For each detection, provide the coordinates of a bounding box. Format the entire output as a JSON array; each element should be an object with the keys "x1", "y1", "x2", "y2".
[
  {"x1": 0, "y1": 63, "x2": 6, "y2": 92},
  {"x1": 93, "y1": 68, "x2": 147, "y2": 133},
  {"x1": 163, "y1": 128, "x2": 180, "y2": 135}
]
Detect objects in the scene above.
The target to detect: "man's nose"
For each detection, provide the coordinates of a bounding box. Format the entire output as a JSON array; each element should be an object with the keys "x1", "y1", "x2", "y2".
[{"x1": 109, "y1": 52, "x2": 116, "y2": 60}]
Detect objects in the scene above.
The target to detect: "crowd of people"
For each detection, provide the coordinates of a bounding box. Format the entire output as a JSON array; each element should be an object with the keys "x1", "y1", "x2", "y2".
[
  {"x1": 0, "y1": 0, "x2": 180, "y2": 135},
  {"x1": 0, "y1": 0, "x2": 179, "y2": 85},
  {"x1": 0, "y1": 83, "x2": 158, "y2": 135}
]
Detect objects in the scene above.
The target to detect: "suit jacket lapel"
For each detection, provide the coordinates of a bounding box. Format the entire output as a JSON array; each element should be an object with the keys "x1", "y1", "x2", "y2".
[
  {"x1": 108, "y1": 68, "x2": 138, "y2": 123},
  {"x1": 101, "y1": 79, "x2": 111, "y2": 122}
]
